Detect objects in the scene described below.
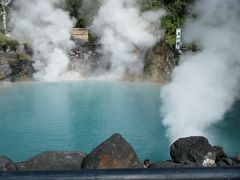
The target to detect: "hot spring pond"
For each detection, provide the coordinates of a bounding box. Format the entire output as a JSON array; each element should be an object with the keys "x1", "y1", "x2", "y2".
[{"x1": 0, "y1": 81, "x2": 239, "y2": 162}]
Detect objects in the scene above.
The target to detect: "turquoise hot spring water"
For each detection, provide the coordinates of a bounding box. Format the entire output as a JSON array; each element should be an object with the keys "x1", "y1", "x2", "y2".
[{"x1": 0, "y1": 81, "x2": 239, "y2": 162}]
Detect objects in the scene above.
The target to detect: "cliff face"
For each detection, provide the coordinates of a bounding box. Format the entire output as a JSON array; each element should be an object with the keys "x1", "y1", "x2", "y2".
[
  {"x1": 0, "y1": 52, "x2": 34, "y2": 82},
  {"x1": 0, "y1": 40, "x2": 177, "y2": 83},
  {"x1": 69, "y1": 39, "x2": 177, "y2": 82},
  {"x1": 144, "y1": 42, "x2": 178, "y2": 82},
  {"x1": 68, "y1": 39, "x2": 101, "y2": 78}
]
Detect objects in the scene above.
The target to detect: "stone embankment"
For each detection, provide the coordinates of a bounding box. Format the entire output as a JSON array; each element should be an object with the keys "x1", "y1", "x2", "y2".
[{"x1": 0, "y1": 134, "x2": 239, "y2": 172}]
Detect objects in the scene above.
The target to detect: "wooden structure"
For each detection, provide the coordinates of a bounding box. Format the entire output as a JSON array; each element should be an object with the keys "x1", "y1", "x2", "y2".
[{"x1": 71, "y1": 28, "x2": 89, "y2": 41}]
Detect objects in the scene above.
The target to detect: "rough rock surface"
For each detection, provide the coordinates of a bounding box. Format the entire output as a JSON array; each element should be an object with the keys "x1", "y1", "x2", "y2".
[
  {"x1": 216, "y1": 158, "x2": 236, "y2": 167},
  {"x1": 0, "y1": 52, "x2": 33, "y2": 82},
  {"x1": 82, "y1": 133, "x2": 141, "y2": 169},
  {"x1": 144, "y1": 42, "x2": 177, "y2": 82},
  {"x1": 150, "y1": 160, "x2": 198, "y2": 168},
  {"x1": 0, "y1": 64, "x2": 12, "y2": 80},
  {"x1": 68, "y1": 39, "x2": 101, "y2": 78},
  {"x1": 213, "y1": 146, "x2": 227, "y2": 160},
  {"x1": 170, "y1": 136, "x2": 225, "y2": 165},
  {"x1": 0, "y1": 156, "x2": 17, "y2": 172},
  {"x1": 16, "y1": 151, "x2": 86, "y2": 171},
  {"x1": 68, "y1": 40, "x2": 176, "y2": 82}
]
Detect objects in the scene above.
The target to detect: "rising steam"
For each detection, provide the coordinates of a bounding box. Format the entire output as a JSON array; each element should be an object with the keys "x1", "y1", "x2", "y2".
[
  {"x1": 11, "y1": 0, "x2": 78, "y2": 81},
  {"x1": 91, "y1": 0, "x2": 165, "y2": 80},
  {"x1": 160, "y1": 0, "x2": 240, "y2": 142}
]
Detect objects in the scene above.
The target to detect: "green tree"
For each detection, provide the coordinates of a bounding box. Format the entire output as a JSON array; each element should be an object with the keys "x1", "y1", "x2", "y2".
[
  {"x1": 66, "y1": 0, "x2": 101, "y2": 28},
  {"x1": 161, "y1": 0, "x2": 194, "y2": 46},
  {"x1": 66, "y1": 0, "x2": 84, "y2": 27},
  {"x1": 140, "y1": 0, "x2": 194, "y2": 47},
  {"x1": 0, "y1": 0, "x2": 12, "y2": 34}
]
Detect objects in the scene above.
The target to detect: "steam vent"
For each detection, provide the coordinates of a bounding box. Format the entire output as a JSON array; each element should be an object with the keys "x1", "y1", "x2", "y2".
[{"x1": 0, "y1": 0, "x2": 240, "y2": 179}]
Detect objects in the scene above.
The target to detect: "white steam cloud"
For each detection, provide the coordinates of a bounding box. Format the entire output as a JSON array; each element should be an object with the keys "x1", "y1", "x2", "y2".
[
  {"x1": 11, "y1": 0, "x2": 78, "y2": 81},
  {"x1": 91, "y1": 0, "x2": 165, "y2": 80},
  {"x1": 160, "y1": 0, "x2": 240, "y2": 142}
]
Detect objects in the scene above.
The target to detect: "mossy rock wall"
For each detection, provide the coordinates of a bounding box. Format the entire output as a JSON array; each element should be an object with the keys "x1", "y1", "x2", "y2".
[
  {"x1": 144, "y1": 42, "x2": 178, "y2": 82},
  {"x1": 0, "y1": 52, "x2": 34, "y2": 82}
]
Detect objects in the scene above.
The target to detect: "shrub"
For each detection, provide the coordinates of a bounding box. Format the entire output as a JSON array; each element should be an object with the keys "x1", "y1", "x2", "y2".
[
  {"x1": 0, "y1": 33, "x2": 19, "y2": 52},
  {"x1": 18, "y1": 53, "x2": 31, "y2": 62},
  {"x1": 140, "y1": 1, "x2": 194, "y2": 45}
]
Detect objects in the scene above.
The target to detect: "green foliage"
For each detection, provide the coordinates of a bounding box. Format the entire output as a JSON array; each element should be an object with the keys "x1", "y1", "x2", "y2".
[
  {"x1": 66, "y1": 0, "x2": 82, "y2": 18},
  {"x1": 144, "y1": 48, "x2": 154, "y2": 67},
  {"x1": 182, "y1": 41, "x2": 199, "y2": 52},
  {"x1": 66, "y1": 0, "x2": 100, "y2": 28},
  {"x1": 88, "y1": 31, "x2": 98, "y2": 42},
  {"x1": 0, "y1": 34, "x2": 19, "y2": 52},
  {"x1": 66, "y1": 0, "x2": 84, "y2": 27},
  {"x1": 6, "y1": 39, "x2": 19, "y2": 52},
  {"x1": 161, "y1": 0, "x2": 194, "y2": 46},
  {"x1": 140, "y1": 0, "x2": 194, "y2": 47},
  {"x1": 141, "y1": 0, "x2": 164, "y2": 11},
  {"x1": 66, "y1": 0, "x2": 195, "y2": 49},
  {"x1": 22, "y1": 41, "x2": 30, "y2": 49},
  {"x1": 78, "y1": 0, "x2": 101, "y2": 26},
  {"x1": 18, "y1": 53, "x2": 31, "y2": 62}
]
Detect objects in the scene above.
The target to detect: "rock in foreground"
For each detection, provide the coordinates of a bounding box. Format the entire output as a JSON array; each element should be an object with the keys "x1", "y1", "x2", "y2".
[
  {"x1": 16, "y1": 151, "x2": 85, "y2": 171},
  {"x1": 82, "y1": 133, "x2": 141, "y2": 169},
  {"x1": 0, "y1": 156, "x2": 16, "y2": 172},
  {"x1": 170, "y1": 136, "x2": 226, "y2": 165},
  {"x1": 150, "y1": 160, "x2": 198, "y2": 168}
]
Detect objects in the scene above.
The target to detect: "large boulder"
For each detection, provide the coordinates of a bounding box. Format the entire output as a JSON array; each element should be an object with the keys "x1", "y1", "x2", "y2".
[
  {"x1": 16, "y1": 151, "x2": 85, "y2": 171},
  {"x1": 0, "y1": 156, "x2": 17, "y2": 172},
  {"x1": 82, "y1": 133, "x2": 141, "y2": 169},
  {"x1": 213, "y1": 146, "x2": 227, "y2": 160},
  {"x1": 170, "y1": 136, "x2": 225, "y2": 165},
  {"x1": 216, "y1": 158, "x2": 236, "y2": 167}
]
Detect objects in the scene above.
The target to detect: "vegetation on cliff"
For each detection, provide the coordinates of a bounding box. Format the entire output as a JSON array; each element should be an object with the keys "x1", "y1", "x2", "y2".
[
  {"x1": 141, "y1": 0, "x2": 194, "y2": 47},
  {"x1": 0, "y1": 0, "x2": 195, "y2": 82},
  {"x1": 0, "y1": 33, "x2": 19, "y2": 52},
  {"x1": 0, "y1": 32, "x2": 33, "y2": 82},
  {"x1": 67, "y1": 0, "x2": 194, "y2": 47}
]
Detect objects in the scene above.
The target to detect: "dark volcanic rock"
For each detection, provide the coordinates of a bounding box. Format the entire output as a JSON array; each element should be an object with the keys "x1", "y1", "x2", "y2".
[
  {"x1": 213, "y1": 146, "x2": 227, "y2": 160},
  {"x1": 150, "y1": 160, "x2": 198, "y2": 168},
  {"x1": 68, "y1": 40, "x2": 101, "y2": 77},
  {"x1": 217, "y1": 158, "x2": 236, "y2": 167},
  {"x1": 0, "y1": 156, "x2": 17, "y2": 172},
  {"x1": 170, "y1": 136, "x2": 216, "y2": 164},
  {"x1": 16, "y1": 151, "x2": 85, "y2": 171},
  {"x1": 82, "y1": 133, "x2": 140, "y2": 169},
  {"x1": 234, "y1": 154, "x2": 240, "y2": 163},
  {"x1": 0, "y1": 64, "x2": 12, "y2": 80},
  {"x1": 0, "y1": 52, "x2": 33, "y2": 82}
]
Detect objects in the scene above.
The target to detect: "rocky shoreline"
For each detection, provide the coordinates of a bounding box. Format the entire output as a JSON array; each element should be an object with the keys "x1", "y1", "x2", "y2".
[
  {"x1": 0, "y1": 39, "x2": 177, "y2": 83},
  {"x1": 0, "y1": 134, "x2": 239, "y2": 172}
]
